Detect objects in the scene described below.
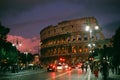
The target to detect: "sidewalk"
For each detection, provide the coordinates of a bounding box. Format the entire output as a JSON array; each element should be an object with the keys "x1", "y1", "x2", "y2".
[
  {"x1": 108, "y1": 70, "x2": 120, "y2": 80},
  {"x1": 0, "y1": 69, "x2": 46, "y2": 76},
  {"x1": 90, "y1": 69, "x2": 120, "y2": 80}
]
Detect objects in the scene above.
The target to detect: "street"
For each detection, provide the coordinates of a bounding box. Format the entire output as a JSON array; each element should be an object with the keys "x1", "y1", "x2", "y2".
[
  {"x1": 0, "y1": 69, "x2": 90, "y2": 80},
  {"x1": 0, "y1": 68, "x2": 120, "y2": 80}
]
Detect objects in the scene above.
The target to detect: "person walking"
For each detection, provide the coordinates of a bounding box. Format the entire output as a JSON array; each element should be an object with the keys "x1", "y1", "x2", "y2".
[
  {"x1": 93, "y1": 62, "x2": 99, "y2": 80},
  {"x1": 101, "y1": 60, "x2": 109, "y2": 80},
  {"x1": 85, "y1": 64, "x2": 88, "y2": 72},
  {"x1": 90, "y1": 62, "x2": 94, "y2": 73},
  {"x1": 81, "y1": 64, "x2": 84, "y2": 72}
]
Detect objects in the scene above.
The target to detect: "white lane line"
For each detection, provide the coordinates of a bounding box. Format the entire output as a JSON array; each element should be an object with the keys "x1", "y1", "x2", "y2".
[
  {"x1": 83, "y1": 68, "x2": 90, "y2": 80},
  {"x1": 84, "y1": 72, "x2": 88, "y2": 80},
  {"x1": 87, "y1": 68, "x2": 91, "y2": 80},
  {"x1": 84, "y1": 67, "x2": 91, "y2": 80}
]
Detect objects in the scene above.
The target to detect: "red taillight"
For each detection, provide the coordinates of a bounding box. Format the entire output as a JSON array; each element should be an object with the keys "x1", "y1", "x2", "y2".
[
  {"x1": 69, "y1": 67, "x2": 71, "y2": 69},
  {"x1": 52, "y1": 65, "x2": 55, "y2": 68}
]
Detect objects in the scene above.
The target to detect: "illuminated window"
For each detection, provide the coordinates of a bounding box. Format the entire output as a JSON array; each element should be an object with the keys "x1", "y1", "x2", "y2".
[
  {"x1": 79, "y1": 49, "x2": 82, "y2": 53},
  {"x1": 72, "y1": 46, "x2": 76, "y2": 53},
  {"x1": 85, "y1": 48, "x2": 88, "y2": 52}
]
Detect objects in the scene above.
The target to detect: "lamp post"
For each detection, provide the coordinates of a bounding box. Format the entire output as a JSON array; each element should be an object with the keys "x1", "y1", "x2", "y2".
[
  {"x1": 11, "y1": 38, "x2": 22, "y2": 72},
  {"x1": 12, "y1": 38, "x2": 22, "y2": 51},
  {"x1": 85, "y1": 25, "x2": 99, "y2": 61},
  {"x1": 85, "y1": 25, "x2": 99, "y2": 39},
  {"x1": 24, "y1": 52, "x2": 28, "y2": 69}
]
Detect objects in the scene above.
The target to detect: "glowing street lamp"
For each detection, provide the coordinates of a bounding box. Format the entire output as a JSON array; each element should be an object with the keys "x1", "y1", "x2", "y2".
[
  {"x1": 85, "y1": 25, "x2": 99, "y2": 39},
  {"x1": 12, "y1": 38, "x2": 22, "y2": 51},
  {"x1": 95, "y1": 26, "x2": 99, "y2": 30},
  {"x1": 85, "y1": 25, "x2": 90, "y2": 31},
  {"x1": 85, "y1": 25, "x2": 99, "y2": 58},
  {"x1": 88, "y1": 43, "x2": 95, "y2": 48}
]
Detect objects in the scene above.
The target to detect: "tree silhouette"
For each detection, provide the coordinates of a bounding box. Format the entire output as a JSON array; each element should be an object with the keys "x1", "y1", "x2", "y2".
[
  {"x1": 0, "y1": 22, "x2": 10, "y2": 40},
  {"x1": 113, "y1": 26, "x2": 120, "y2": 66},
  {"x1": 0, "y1": 22, "x2": 19, "y2": 69}
]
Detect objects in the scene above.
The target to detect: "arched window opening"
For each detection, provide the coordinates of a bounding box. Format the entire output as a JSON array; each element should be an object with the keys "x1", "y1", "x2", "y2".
[
  {"x1": 78, "y1": 35, "x2": 82, "y2": 41},
  {"x1": 84, "y1": 35, "x2": 88, "y2": 41}
]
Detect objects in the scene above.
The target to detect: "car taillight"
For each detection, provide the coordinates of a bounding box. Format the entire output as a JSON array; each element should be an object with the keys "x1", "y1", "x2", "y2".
[
  {"x1": 53, "y1": 66, "x2": 55, "y2": 68},
  {"x1": 69, "y1": 67, "x2": 71, "y2": 69}
]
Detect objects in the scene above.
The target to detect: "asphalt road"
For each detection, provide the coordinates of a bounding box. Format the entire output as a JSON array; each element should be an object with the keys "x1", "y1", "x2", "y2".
[{"x1": 0, "y1": 68, "x2": 120, "y2": 80}]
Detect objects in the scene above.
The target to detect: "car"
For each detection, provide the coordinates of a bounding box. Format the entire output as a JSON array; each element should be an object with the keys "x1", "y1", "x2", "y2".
[
  {"x1": 56, "y1": 63, "x2": 64, "y2": 72},
  {"x1": 76, "y1": 63, "x2": 83, "y2": 69},
  {"x1": 57, "y1": 64, "x2": 63, "y2": 70},
  {"x1": 47, "y1": 64, "x2": 56, "y2": 72},
  {"x1": 62, "y1": 63, "x2": 71, "y2": 70},
  {"x1": 64, "y1": 65, "x2": 72, "y2": 71},
  {"x1": 71, "y1": 64, "x2": 76, "y2": 69}
]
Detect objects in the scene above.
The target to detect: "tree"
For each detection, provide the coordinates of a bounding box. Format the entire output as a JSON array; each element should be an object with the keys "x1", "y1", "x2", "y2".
[
  {"x1": 0, "y1": 22, "x2": 10, "y2": 65},
  {"x1": 27, "y1": 53, "x2": 34, "y2": 63},
  {"x1": 113, "y1": 26, "x2": 120, "y2": 66},
  {"x1": 0, "y1": 22, "x2": 10, "y2": 40},
  {"x1": 5, "y1": 42, "x2": 19, "y2": 64},
  {"x1": 0, "y1": 22, "x2": 19, "y2": 67}
]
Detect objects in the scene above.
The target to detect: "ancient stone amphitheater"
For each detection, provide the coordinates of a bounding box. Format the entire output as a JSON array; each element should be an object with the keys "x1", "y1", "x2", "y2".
[{"x1": 40, "y1": 17, "x2": 108, "y2": 65}]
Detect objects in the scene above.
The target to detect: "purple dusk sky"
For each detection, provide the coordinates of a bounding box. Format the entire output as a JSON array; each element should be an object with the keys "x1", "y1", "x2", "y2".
[{"x1": 0, "y1": 0, "x2": 120, "y2": 38}]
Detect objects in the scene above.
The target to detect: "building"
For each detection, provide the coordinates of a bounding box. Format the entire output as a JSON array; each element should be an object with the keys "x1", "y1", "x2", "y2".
[{"x1": 40, "y1": 17, "x2": 106, "y2": 65}]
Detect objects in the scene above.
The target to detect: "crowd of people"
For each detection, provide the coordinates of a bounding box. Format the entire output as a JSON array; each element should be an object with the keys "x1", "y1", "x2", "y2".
[{"x1": 89, "y1": 59, "x2": 109, "y2": 80}]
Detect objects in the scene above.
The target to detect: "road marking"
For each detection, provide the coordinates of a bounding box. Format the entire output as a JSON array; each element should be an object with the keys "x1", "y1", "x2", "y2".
[
  {"x1": 83, "y1": 67, "x2": 91, "y2": 80},
  {"x1": 87, "y1": 69, "x2": 91, "y2": 80},
  {"x1": 83, "y1": 68, "x2": 90, "y2": 80}
]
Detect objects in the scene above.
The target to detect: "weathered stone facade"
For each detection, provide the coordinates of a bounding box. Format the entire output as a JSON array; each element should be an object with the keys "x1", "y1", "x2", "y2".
[{"x1": 40, "y1": 17, "x2": 106, "y2": 65}]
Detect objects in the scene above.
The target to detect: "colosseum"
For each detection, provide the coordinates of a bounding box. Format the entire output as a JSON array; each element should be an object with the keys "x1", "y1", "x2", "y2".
[{"x1": 40, "y1": 17, "x2": 108, "y2": 65}]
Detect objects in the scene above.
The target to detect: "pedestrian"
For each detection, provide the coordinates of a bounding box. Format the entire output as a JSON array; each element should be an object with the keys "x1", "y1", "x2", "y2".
[
  {"x1": 85, "y1": 64, "x2": 88, "y2": 72},
  {"x1": 93, "y1": 62, "x2": 99, "y2": 80},
  {"x1": 101, "y1": 60, "x2": 109, "y2": 80},
  {"x1": 111, "y1": 64, "x2": 114, "y2": 74},
  {"x1": 81, "y1": 64, "x2": 84, "y2": 72},
  {"x1": 90, "y1": 62, "x2": 93, "y2": 73}
]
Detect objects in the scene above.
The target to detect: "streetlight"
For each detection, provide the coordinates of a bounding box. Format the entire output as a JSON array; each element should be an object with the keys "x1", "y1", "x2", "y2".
[
  {"x1": 12, "y1": 38, "x2": 22, "y2": 51},
  {"x1": 85, "y1": 25, "x2": 99, "y2": 61},
  {"x1": 85, "y1": 25, "x2": 99, "y2": 39},
  {"x1": 11, "y1": 38, "x2": 22, "y2": 68},
  {"x1": 88, "y1": 43, "x2": 95, "y2": 48},
  {"x1": 24, "y1": 52, "x2": 28, "y2": 69},
  {"x1": 85, "y1": 25, "x2": 99, "y2": 46}
]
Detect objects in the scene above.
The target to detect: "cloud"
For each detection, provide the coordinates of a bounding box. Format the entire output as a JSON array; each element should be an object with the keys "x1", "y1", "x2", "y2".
[{"x1": 7, "y1": 34, "x2": 40, "y2": 54}]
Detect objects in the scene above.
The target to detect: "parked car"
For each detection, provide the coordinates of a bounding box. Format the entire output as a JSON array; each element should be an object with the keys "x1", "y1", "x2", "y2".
[{"x1": 47, "y1": 64, "x2": 56, "y2": 72}]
